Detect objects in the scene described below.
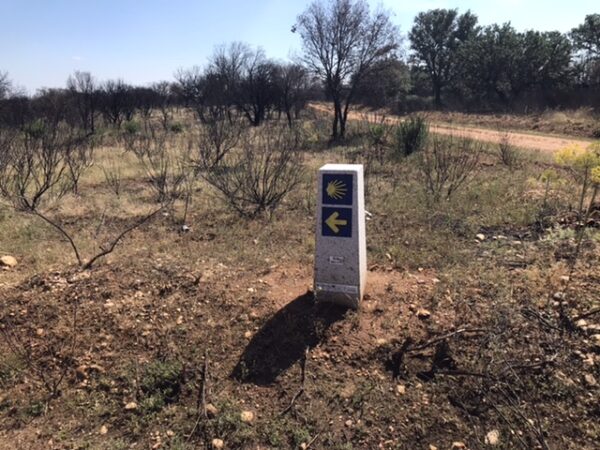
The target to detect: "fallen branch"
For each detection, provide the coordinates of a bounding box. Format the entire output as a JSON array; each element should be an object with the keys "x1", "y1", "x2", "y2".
[
  {"x1": 187, "y1": 351, "x2": 210, "y2": 443},
  {"x1": 408, "y1": 328, "x2": 486, "y2": 353},
  {"x1": 572, "y1": 307, "x2": 600, "y2": 322}
]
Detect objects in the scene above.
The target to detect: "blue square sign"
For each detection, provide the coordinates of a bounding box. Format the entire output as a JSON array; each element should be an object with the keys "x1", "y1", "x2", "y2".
[
  {"x1": 322, "y1": 173, "x2": 353, "y2": 206},
  {"x1": 322, "y1": 207, "x2": 352, "y2": 238}
]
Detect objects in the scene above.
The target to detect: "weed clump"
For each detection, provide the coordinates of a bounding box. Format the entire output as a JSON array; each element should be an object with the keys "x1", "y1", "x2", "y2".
[{"x1": 394, "y1": 115, "x2": 429, "y2": 158}]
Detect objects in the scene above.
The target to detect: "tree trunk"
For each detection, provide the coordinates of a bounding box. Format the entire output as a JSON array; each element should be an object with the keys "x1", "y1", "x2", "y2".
[
  {"x1": 434, "y1": 84, "x2": 442, "y2": 108},
  {"x1": 332, "y1": 100, "x2": 342, "y2": 141}
]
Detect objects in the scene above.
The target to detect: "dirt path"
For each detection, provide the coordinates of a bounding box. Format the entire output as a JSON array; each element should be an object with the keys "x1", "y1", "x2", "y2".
[{"x1": 310, "y1": 103, "x2": 593, "y2": 154}]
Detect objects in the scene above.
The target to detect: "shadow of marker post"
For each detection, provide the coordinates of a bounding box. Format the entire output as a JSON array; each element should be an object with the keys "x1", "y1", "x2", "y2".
[{"x1": 231, "y1": 292, "x2": 347, "y2": 386}]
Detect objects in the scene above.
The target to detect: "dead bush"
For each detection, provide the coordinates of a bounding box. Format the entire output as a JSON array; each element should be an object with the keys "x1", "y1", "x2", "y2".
[
  {"x1": 0, "y1": 120, "x2": 163, "y2": 270},
  {"x1": 417, "y1": 135, "x2": 482, "y2": 203},
  {"x1": 201, "y1": 124, "x2": 304, "y2": 217},
  {"x1": 191, "y1": 114, "x2": 244, "y2": 170},
  {"x1": 122, "y1": 122, "x2": 192, "y2": 206}
]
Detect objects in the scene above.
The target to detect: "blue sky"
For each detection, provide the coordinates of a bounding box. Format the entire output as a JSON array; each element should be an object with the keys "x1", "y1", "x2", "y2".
[{"x1": 1, "y1": 0, "x2": 597, "y2": 93}]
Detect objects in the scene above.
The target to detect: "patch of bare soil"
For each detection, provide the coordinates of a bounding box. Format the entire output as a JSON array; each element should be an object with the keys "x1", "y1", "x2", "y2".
[{"x1": 0, "y1": 249, "x2": 598, "y2": 449}]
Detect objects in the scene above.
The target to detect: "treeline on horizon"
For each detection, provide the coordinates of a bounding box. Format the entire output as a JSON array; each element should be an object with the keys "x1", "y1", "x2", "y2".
[{"x1": 0, "y1": 3, "x2": 599, "y2": 135}]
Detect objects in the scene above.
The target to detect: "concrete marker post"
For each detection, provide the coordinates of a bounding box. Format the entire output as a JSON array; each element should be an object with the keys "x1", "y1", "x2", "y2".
[{"x1": 314, "y1": 164, "x2": 366, "y2": 308}]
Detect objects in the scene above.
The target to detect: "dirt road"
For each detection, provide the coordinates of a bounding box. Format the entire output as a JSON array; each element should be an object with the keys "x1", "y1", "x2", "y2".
[{"x1": 310, "y1": 103, "x2": 593, "y2": 154}]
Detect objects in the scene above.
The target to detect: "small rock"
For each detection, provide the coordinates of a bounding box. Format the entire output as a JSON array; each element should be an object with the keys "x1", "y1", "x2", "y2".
[
  {"x1": 396, "y1": 384, "x2": 406, "y2": 395},
  {"x1": 240, "y1": 410, "x2": 254, "y2": 423},
  {"x1": 247, "y1": 287, "x2": 255, "y2": 294},
  {"x1": 300, "y1": 443, "x2": 308, "y2": 450},
  {"x1": 125, "y1": 402, "x2": 138, "y2": 410},
  {"x1": 485, "y1": 429, "x2": 500, "y2": 445},
  {"x1": 99, "y1": 425, "x2": 108, "y2": 435},
  {"x1": 0, "y1": 255, "x2": 17, "y2": 268},
  {"x1": 559, "y1": 275, "x2": 570, "y2": 282},
  {"x1": 206, "y1": 403, "x2": 218, "y2": 418},
  {"x1": 345, "y1": 419, "x2": 353, "y2": 427},
  {"x1": 429, "y1": 446, "x2": 438, "y2": 450},
  {"x1": 592, "y1": 334, "x2": 600, "y2": 347},
  {"x1": 376, "y1": 338, "x2": 387, "y2": 346},
  {"x1": 36, "y1": 328, "x2": 45, "y2": 337},
  {"x1": 576, "y1": 319, "x2": 588, "y2": 329},
  {"x1": 166, "y1": 430, "x2": 175, "y2": 437},
  {"x1": 451, "y1": 442, "x2": 466, "y2": 449},
  {"x1": 244, "y1": 331, "x2": 252, "y2": 339},
  {"x1": 584, "y1": 373, "x2": 597, "y2": 387},
  {"x1": 476, "y1": 234, "x2": 486, "y2": 241},
  {"x1": 211, "y1": 438, "x2": 224, "y2": 449},
  {"x1": 417, "y1": 309, "x2": 431, "y2": 319},
  {"x1": 553, "y1": 292, "x2": 565, "y2": 300},
  {"x1": 181, "y1": 225, "x2": 190, "y2": 232}
]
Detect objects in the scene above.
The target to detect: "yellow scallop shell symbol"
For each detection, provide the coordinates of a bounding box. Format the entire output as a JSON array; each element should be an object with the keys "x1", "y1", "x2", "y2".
[{"x1": 326, "y1": 179, "x2": 347, "y2": 199}]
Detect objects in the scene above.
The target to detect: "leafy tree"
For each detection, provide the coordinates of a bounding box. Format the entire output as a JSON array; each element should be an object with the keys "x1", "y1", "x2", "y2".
[
  {"x1": 354, "y1": 57, "x2": 411, "y2": 108},
  {"x1": 409, "y1": 8, "x2": 478, "y2": 107},
  {"x1": 459, "y1": 25, "x2": 572, "y2": 107},
  {"x1": 571, "y1": 14, "x2": 600, "y2": 58},
  {"x1": 295, "y1": 0, "x2": 399, "y2": 140}
]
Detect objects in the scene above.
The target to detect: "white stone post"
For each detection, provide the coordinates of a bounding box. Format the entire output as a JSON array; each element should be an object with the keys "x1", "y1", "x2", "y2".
[{"x1": 314, "y1": 164, "x2": 367, "y2": 308}]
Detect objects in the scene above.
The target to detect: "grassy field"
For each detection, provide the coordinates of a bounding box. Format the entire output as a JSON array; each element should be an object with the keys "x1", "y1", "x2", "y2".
[{"x1": 0, "y1": 112, "x2": 599, "y2": 449}]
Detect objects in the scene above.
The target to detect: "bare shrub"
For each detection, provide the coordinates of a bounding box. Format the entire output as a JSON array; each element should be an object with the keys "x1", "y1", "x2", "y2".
[
  {"x1": 101, "y1": 155, "x2": 122, "y2": 197},
  {"x1": 201, "y1": 124, "x2": 304, "y2": 217},
  {"x1": 192, "y1": 115, "x2": 243, "y2": 170},
  {"x1": 417, "y1": 134, "x2": 482, "y2": 202},
  {"x1": 122, "y1": 123, "x2": 192, "y2": 206},
  {"x1": 0, "y1": 120, "x2": 163, "y2": 270}
]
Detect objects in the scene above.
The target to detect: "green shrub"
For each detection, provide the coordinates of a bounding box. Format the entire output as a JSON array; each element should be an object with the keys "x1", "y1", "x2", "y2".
[
  {"x1": 123, "y1": 120, "x2": 141, "y2": 135},
  {"x1": 394, "y1": 115, "x2": 429, "y2": 158},
  {"x1": 170, "y1": 122, "x2": 184, "y2": 133},
  {"x1": 140, "y1": 360, "x2": 183, "y2": 412}
]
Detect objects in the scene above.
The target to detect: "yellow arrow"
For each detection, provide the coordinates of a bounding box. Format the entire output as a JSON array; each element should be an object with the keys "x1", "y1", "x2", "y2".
[{"x1": 325, "y1": 211, "x2": 347, "y2": 234}]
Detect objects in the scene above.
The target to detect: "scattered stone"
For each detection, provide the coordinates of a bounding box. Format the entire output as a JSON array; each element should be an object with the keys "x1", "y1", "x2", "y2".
[
  {"x1": 244, "y1": 330, "x2": 252, "y2": 339},
  {"x1": 417, "y1": 309, "x2": 431, "y2": 319},
  {"x1": 0, "y1": 255, "x2": 17, "y2": 268},
  {"x1": 376, "y1": 338, "x2": 387, "y2": 346},
  {"x1": 451, "y1": 442, "x2": 466, "y2": 449},
  {"x1": 99, "y1": 425, "x2": 108, "y2": 435},
  {"x1": 345, "y1": 419, "x2": 353, "y2": 427},
  {"x1": 559, "y1": 275, "x2": 570, "y2": 282},
  {"x1": 584, "y1": 373, "x2": 597, "y2": 387},
  {"x1": 485, "y1": 430, "x2": 500, "y2": 445},
  {"x1": 553, "y1": 292, "x2": 565, "y2": 300},
  {"x1": 300, "y1": 443, "x2": 308, "y2": 450},
  {"x1": 206, "y1": 403, "x2": 218, "y2": 418},
  {"x1": 429, "y1": 446, "x2": 438, "y2": 450},
  {"x1": 592, "y1": 334, "x2": 600, "y2": 347},
  {"x1": 211, "y1": 438, "x2": 224, "y2": 449},
  {"x1": 36, "y1": 328, "x2": 45, "y2": 336},
  {"x1": 476, "y1": 234, "x2": 486, "y2": 241},
  {"x1": 166, "y1": 430, "x2": 175, "y2": 437},
  {"x1": 125, "y1": 402, "x2": 138, "y2": 410},
  {"x1": 396, "y1": 384, "x2": 406, "y2": 395},
  {"x1": 240, "y1": 410, "x2": 254, "y2": 423},
  {"x1": 576, "y1": 319, "x2": 588, "y2": 329}
]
